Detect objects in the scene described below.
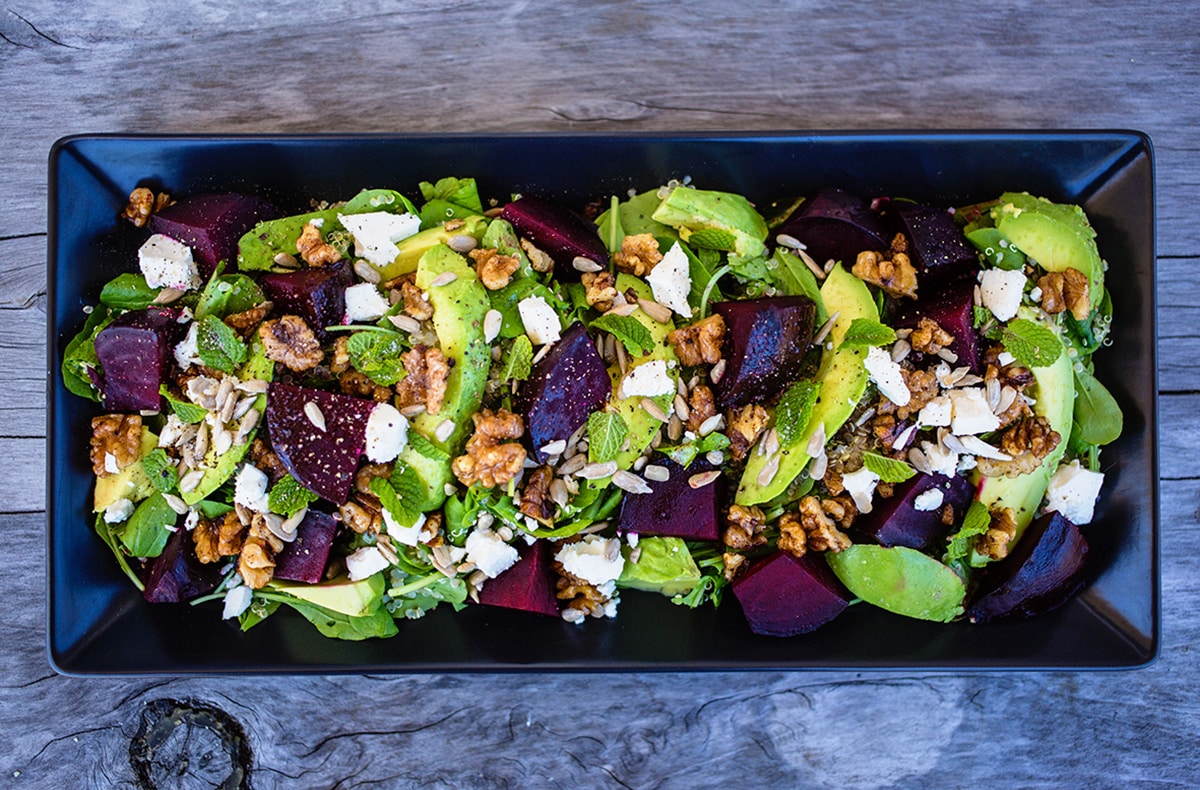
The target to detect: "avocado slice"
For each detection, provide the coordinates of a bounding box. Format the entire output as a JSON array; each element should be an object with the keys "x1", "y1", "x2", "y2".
[
  {"x1": 394, "y1": 432, "x2": 453, "y2": 512},
  {"x1": 268, "y1": 572, "x2": 385, "y2": 618},
  {"x1": 651, "y1": 187, "x2": 768, "y2": 258},
  {"x1": 376, "y1": 215, "x2": 488, "y2": 282},
  {"x1": 736, "y1": 264, "x2": 876, "y2": 505},
  {"x1": 616, "y1": 537, "x2": 701, "y2": 597},
  {"x1": 992, "y1": 192, "x2": 1103, "y2": 299},
  {"x1": 93, "y1": 427, "x2": 159, "y2": 512},
  {"x1": 411, "y1": 244, "x2": 492, "y2": 455}
]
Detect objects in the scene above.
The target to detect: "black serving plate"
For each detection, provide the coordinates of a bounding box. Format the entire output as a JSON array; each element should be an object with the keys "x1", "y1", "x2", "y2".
[{"x1": 47, "y1": 132, "x2": 1158, "y2": 674}]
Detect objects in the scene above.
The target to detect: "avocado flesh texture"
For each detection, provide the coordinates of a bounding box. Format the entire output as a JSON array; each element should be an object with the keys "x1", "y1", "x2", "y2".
[
  {"x1": 993, "y1": 192, "x2": 1103, "y2": 297},
  {"x1": 412, "y1": 244, "x2": 492, "y2": 455},
  {"x1": 651, "y1": 187, "x2": 768, "y2": 258},
  {"x1": 269, "y1": 573, "x2": 384, "y2": 617},
  {"x1": 93, "y1": 427, "x2": 159, "y2": 512},
  {"x1": 395, "y1": 435, "x2": 452, "y2": 513},
  {"x1": 736, "y1": 264, "x2": 876, "y2": 505},
  {"x1": 973, "y1": 308, "x2": 1074, "y2": 559},
  {"x1": 377, "y1": 215, "x2": 487, "y2": 282}
]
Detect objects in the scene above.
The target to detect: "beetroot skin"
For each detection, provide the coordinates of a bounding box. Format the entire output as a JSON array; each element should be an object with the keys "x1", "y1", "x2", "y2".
[
  {"x1": 854, "y1": 473, "x2": 975, "y2": 552},
  {"x1": 150, "y1": 192, "x2": 281, "y2": 277},
  {"x1": 478, "y1": 540, "x2": 560, "y2": 617},
  {"x1": 617, "y1": 457, "x2": 722, "y2": 541},
  {"x1": 889, "y1": 202, "x2": 979, "y2": 279},
  {"x1": 775, "y1": 188, "x2": 888, "y2": 267},
  {"x1": 500, "y1": 196, "x2": 609, "y2": 281},
  {"x1": 732, "y1": 551, "x2": 852, "y2": 636},
  {"x1": 94, "y1": 306, "x2": 183, "y2": 411},
  {"x1": 143, "y1": 527, "x2": 222, "y2": 603},
  {"x1": 273, "y1": 510, "x2": 339, "y2": 583},
  {"x1": 892, "y1": 274, "x2": 982, "y2": 372},
  {"x1": 713, "y1": 296, "x2": 815, "y2": 410},
  {"x1": 258, "y1": 262, "x2": 352, "y2": 341},
  {"x1": 265, "y1": 382, "x2": 376, "y2": 505}
]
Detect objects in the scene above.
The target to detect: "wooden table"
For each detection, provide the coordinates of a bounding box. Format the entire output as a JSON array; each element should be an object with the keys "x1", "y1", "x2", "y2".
[{"x1": 3, "y1": 1, "x2": 1197, "y2": 786}]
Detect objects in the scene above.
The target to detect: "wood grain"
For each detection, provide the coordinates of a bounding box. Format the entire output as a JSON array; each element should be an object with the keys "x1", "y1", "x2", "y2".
[{"x1": 2, "y1": 0, "x2": 1198, "y2": 786}]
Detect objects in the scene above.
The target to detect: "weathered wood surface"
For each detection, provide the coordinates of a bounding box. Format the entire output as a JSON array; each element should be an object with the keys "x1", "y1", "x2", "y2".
[{"x1": 2, "y1": 0, "x2": 1198, "y2": 786}]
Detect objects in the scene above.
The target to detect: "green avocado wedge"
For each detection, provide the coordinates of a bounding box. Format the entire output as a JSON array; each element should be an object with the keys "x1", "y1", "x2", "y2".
[
  {"x1": 826, "y1": 545, "x2": 966, "y2": 623},
  {"x1": 992, "y1": 192, "x2": 1104, "y2": 298}
]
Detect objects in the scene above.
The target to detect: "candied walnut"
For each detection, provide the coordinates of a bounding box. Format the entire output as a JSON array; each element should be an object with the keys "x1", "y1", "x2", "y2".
[
  {"x1": 329, "y1": 336, "x2": 352, "y2": 374},
  {"x1": 339, "y1": 370, "x2": 393, "y2": 402},
  {"x1": 519, "y1": 238, "x2": 556, "y2": 273},
  {"x1": 687, "y1": 384, "x2": 719, "y2": 433},
  {"x1": 469, "y1": 247, "x2": 521, "y2": 290},
  {"x1": 723, "y1": 504, "x2": 768, "y2": 550},
  {"x1": 581, "y1": 271, "x2": 618, "y2": 312},
  {"x1": 667, "y1": 314, "x2": 726, "y2": 367},
  {"x1": 727, "y1": 404, "x2": 769, "y2": 462},
  {"x1": 355, "y1": 462, "x2": 394, "y2": 496},
  {"x1": 451, "y1": 408, "x2": 528, "y2": 488},
  {"x1": 90, "y1": 414, "x2": 142, "y2": 476},
  {"x1": 975, "y1": 416, "x2": 1061, "y2": 478},
  {"x1": 395, "y1": 275, "x2": 434, "y2": 321},
  {"x1": 1038, "y1": 268, "x2": 1090, "y2": 321},
  {"x1": 722, "y1": 551, "x2": 747, "y2": 582},
  {"x1": 870, "y1": 413, "x2": 905, "y2": 449},
  {"x1": 295, "y1": 221, "x2": 342, "y2": 266},
  {"x1": 519, "y1": 465, "x2": 557, "y2": 524},
  {"x1": 796, "y1": 496, "x2": 852, "y2": 553},
  {"x1": 822, "y1": 495, "x2": 858, "y2": 530},
  {"x1": 122, "y1": 187, "x2": 171, "y2": 227},
  {"x1": 612, "y1": 233, "x2": 662, "y2": 276},
  {"x1": 852, "y1": 248, "x2": 918, "y2": 299},
  {"x1": 247, "y1": 438, "x2": 288, "y2": 485},
  {"x1": 192, "y1": 518, "x2": 222, "y2": 564},
  {"x1": 259, "y1": 315, "x2": 324, "y2": 372},
  {"x1": 555, "y1": 571, "x2": 609, "y2": 617},
  {"x1": 878, "y1": 368, "x2": 939, "y2": 421},
  {"x1": 908, "y1": 317, "x2": 954, "y2": 355},
  {"x1": 224, "y1": 301, "x2": 273, "y2": 336},
  {"x1": 217, "y1": 511, "x2": 249, "y2": 558},
  {"x1": 421, "y1": 511, "x2": 444, "y2": 545},
  {"x1": 1037, "y1": 271, "x2": 1066, "y2": 315},
  {"x1": 889, "y1": 233, "x2": 909, "y2": 255},
  {"x1": 823, "y1": 468, "x2": 845, "y2": 497},
  {"x1": 394, "y1": 345, "x2": 451, "y2": 416},
  {"x1": 777, "y1": 511, "x2": 808, "y2": 558},
  {"x1": 339, "y1": 498, "x2": 382, "y2": 535},
  {"x1": 975, "y1": 507, "x2": 1017, "y2": 561},
  {"x1": 238, "y1": 538, "x2": 276, "y2": 589},
  {"x1": 939, "y1": 503, "x2": 957, "y2": 526}
]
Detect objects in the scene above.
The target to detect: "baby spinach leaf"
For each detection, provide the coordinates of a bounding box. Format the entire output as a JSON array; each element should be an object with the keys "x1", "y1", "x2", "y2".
[
  {"x1": 117, "y1": 492, "x2": 176, "y2": 558},
  {"x1": 389, "y1": 571, "x2": 469, "y2": 620},
  {"x1": 1072, "y1": 365, "x2": 1123, "y2": 446},
  {"x1": 99, "y1": 273, "x2": 161, "y2": 310},
  {"x1": 61, "y1": 304, "x2": 111, "y2": 401},
  {"x1": 93, "y1": 514, "x2": 145, "y2": 591},
  {"x1": 418, "y1": 177, "x2": 483, "y2": 214}
]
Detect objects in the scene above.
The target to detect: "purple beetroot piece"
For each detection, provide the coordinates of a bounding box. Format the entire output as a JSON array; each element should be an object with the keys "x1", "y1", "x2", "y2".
[
  {"x1": 712, "y1": 296, "x2": 815, "y2": 410},
  {"x1": 775, "y1": 188, "x2": 888, "y2": 266},
  {"x1": 274, "y1": 510, "x2": 339, "y2": 583},
  {"x1": 854, "y1": 473, "x2": 975, "y2": 552},
  {"x1": 890, "y1": 202, "x2": 979, "y2": 279},
  {"x1": 257, "y1": 261, "x2": 352, "y2": 340},
  {"x1": 617, "y1": 457, "x2": 722, "y2": 541},
  {"x1": 966, "y1": 511, "x2": 1089, "y2": 624},
  {"x1": 513, "y1": 322, "x2": 611, "y2": 462},
  {"x1": 150, "y1": 192, "x2": 281, "y2": 278},
  {"x1": 265, "y1": 382, "x2": 376, "y2": 505},
  {"x1": 94, "y1": 306, "x2": 183, "y2": 411},
  {"x1": 478, "y1": 540, "x2": 560, "y2": 617},
  {"x1": 892, "y1": 273, "x2": 982, "y2": 372},
  {"x1": 501, "y1": 196, "x2": 609, "y2": 281},
  {"x1": 142, "y1": 527, "x2": 223, "y2": 603},
  {"x1": 732, "y1": 550, "x2": 853, "y2": 636}
]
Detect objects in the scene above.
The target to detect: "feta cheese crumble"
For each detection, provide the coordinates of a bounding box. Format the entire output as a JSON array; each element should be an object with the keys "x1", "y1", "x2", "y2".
[
  {"x1": 365, "y1": 403, "x2": 408, "y2": 463},
  {"x1": 222, "y1": 584, "x2": 253, "y2": 620},
  {"x1": 517, "y1": 295, "x2": 562, "y2": 345},
  {"x1": 138, "y1": 233, "x2": 200, "y2": 291},
  {"x1": 337, "y1": 211, "x2": 422, "y2": 267},
  {"x1": 979, "y1": 268, "x2": 1027, "y2": 322},
  {"x1": 344, "y1": 282, "x2": 391, "y2": 322},
  {"x1": 103, "y1": 497, "x2": 134, "y2": 524},
  {"x1": 346, "y1": 545, "x2": 391, "y2": 581},
  {"x1": 864, "y1": 345, "x2": 910, "y2": 406},
  {"x1": 555, "y1": 535, "x2": 624, "y2": 586},
  {"x1": 1044, "y1": 461, "x2": 1105, "y2": 525},
  {"x1": 383, "y1": 509, "x2": 426, "y2": 547},
  {"x1": 645, "y1": 241, "x2": 693, "y2": 318},
  {"x1": 465, "y1": 527, "x2": 520, "y2": 578},
  {"x1": 913, "y1": 488, "x2": 945, "y2": 512},
  {"x1": 918, "y1": 394, "x2": 953, "y2": 427},
  {"x1": 841, "y1": 466, "x2": 881, "y2": 514},
  {"x1": 922, "y1": 440, "x2": 959, "y2": 478},
  {"x1": 233, "y1": 463, "x2": 270, "y2": 513},
  {"x1": 949, "y1": 387, "x2": 1001, "y2": 435},
  {"x1": 620, "y1": 359, "x2": 675, "y2": 398},
  {"x1": 174, "y1": 321, "x2": 202, "y2": 370}
]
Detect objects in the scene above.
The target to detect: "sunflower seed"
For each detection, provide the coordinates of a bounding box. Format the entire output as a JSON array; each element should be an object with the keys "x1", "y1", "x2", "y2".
[
  {"x1": 615, "y1": 342, "x2": 628, "y2": 374},
  {"x1": 572, "y1": 256, "x2": 604, "y2": 273},
  {"x1": 763, "y1": 427, "x2": 780, "y2": 458},
  {"x1": 429, "y1": 271, "x2": 458, "y2": 288},
  {"x1": 236, "y1": 378, "x2": 269, "y2": 395},
  {"x1": 483, "y1": 309, "x2": 503, "y2": 343},
  {"x1": 806, "y1": 422, "x2": 827, "y2": 457},
  {"x1": 908, "y1": 447, "x2": 933, "y2": 475},
  {"x1": 640, "y1": 397, "x2": 668, "y2": 422},
  {"x1": 986, "y1": 377, "x2": 1002, "y2": 411},
  {"x1": 667, "y1": 414, "x2": 684, "y2": 441},
  {"x1": 559, "y1": 454, "x2": 587, "y2": 477},
  {"x1": 232, "y1": 395, "x2": 257, "y2": 421},
  {"x1": 235, "y1": 408, "x2": 260, "y2": 445},
  {"x1": 996, "y1": 385, "x2": 1018, "y2": 415},
  {"x1": 629, "y1": 546, "x2": 643, "y2": 564},
  {"x1": 605, "y1": 538, "x2": 621, "y2": 562},
  {"x1": 281, "y1": 507, "x2": 307, "y2": 535},
  {"x1": 698, "y1": 414, "x2": 723, "y2": 437},
  {"x1": 219, "y1": 391, "x2": 238, "y2": 425},
  {"x1": 540, "y1": 439, "x2": 567, "y2": 456},
  {"x1": 179, "y1": 470, "x2": 204, "y2": 494},
  {"x1": 688, "y1": 471, "x2": 721, "y2": 489},
  {"x1": 273, "y1": 252, "x2": 300, "y2": 268},
  {"x1": 612, "y1": 470, "x2": 653, "y2": 494},
  {"x1": 376, "y1": 540, "x2": 400, "y2": 566},
  {"x1": 151, "y1": 287, "x2": 186, "y2": 305},
  {"x1": 162, "y1": 493, "x2": 188, "y2": 515},
  {"x1": 637, "y1": 297, "x2": 673, "y2": 324},
  {"x1": 958, "y1": 435, "x2": 1012, "y2": 460},
  {"x1": 812, "y1": 311, "x2": 840, "y2": 347},
  {"x1": 264, "y1": 513, "x2": 297, "y2": 543},
  {"x1": 937, "y1": 348, "x2": 960, "y2": 363},
  {"x1": 643, "y1": 464, "x2": 670, "y2": 482},
  {"x1": 448, "y1": 234, "x2": 478, "y2": 254},
  {"x1": 797, "y1": 247, "x2": 826, "y2": 279},
  {"x1": 213, "y1": 426, "x2": 233, "y2": 457},
  {"x1": 354, "y1": 260, "x2": 382, "y2": 284},
  {"x1": 706, "y1": 450, "x2": 725, "y2": 465},
  {"x1": 809, "y1": 450, "x2": 828, "y2": 481},
  {"x1": 577, "y1": 461, "x2": 618, "y2": 480},
  {"x1": 435, "y1": 420, "x2": 456, "y2": 443},
  {"x1": 388, "y1": 313, "x2": 422, "y2": 333},
  {"x1": 891, "y1": 340, "x2": 912, "y2": 363},
  {"x1": 632, "y1": 454, "x2": 648, "y2": 471},
  {"x1": 775, "y1": 233, "x2": 806, "y2": 250},
  {"x1": 942, "y1": 433, "x2": 970, "y2": 455},
  {"x1": 709, "y1": 358, "x2": 727, "y2": 383},
  {"x1": 549, "y1": 478, "x2": 570, "y2": 508},
  {"x1": 193, "y1": 421, "x2": 209, "y2": 458},
  {"x1": 757, "y1": 453, "x2": 782, "y2": 486},
  {"x1": 215, "y1": 376, "x2": 235, "y2": 414},
  {"x1": 400, "y1": 404, "x2": 427, "y2": 418},
  {"x1": 893, "y1": 422, "x2": 919, "y2": 452},
  {"x1": 304, "y1": 401, "x2": 327, "y2": 431},
  {"x1": 673, "y1": 394, "x2": 690, "y2": 422}
]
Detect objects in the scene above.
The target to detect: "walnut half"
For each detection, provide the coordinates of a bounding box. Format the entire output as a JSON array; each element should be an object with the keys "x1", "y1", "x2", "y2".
[
  {"x1": 90, "y1": 414, "x2": 142, "y2": 477},
  {"x1": 451, "y1": 408, "x2": 527, "y2": 488},
  {"x1": 259, "y1": 315, "x2": 324, "y2": 372}
]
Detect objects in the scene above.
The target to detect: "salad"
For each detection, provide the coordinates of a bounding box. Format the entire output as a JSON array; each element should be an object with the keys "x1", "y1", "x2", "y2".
[{"x1": 61, "y1": 175, "x2": 1122, "y2": 640}]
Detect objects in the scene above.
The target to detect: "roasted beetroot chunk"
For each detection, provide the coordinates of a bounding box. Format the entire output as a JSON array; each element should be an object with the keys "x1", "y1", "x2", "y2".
[
  {"x1": 478, "y1": 540, "x2": 560, "y2": 617},
  {"x1": 732, "y1": 551, "x2": 852, "y2": 636},
  {"x1": 273, "y1": 510, "x2": 339, "y2": 583},
  {"x1": 94, "y1": 306, "x2": 183, "y2": 411},
  {"x1": 500, "y1": 196, "x2": 609, "y2": 280},
  {"x1": 712, "y1": 296, "x2": 815, "y2": 410},
  {"x1": 265, "y1": 382, "x2": 375, "y2": 505},
  {"x1": 890, "y1": 202, "x2": 979, "y2": 279},
  {"x1": 966, "y1": 511, "x2": 1089, "y2": 624},
  {"x1": 775, "y1": 188, "x2": 888, "y2": 267},
  {"x1": 513, "y1": 322, "x2": 611, "y2": 462},
  {"x1": 617, "y1": 457, "x2": 722, "y2": 541},
  {"x1": 892, "y1": 273, "x2": 982, "y2": 372},
  {"x1": 150, "y1": 192, "x2": 281, "y2": 277},
  {"x1": 854, "y1": 473, "x2": 975, "y2": 552},
  {"x1": 143, "y1": 527, "x2": 222, "y2": 603},
  {"x1": 257, "y1": 261, "x2": 352, "y2": 341}
]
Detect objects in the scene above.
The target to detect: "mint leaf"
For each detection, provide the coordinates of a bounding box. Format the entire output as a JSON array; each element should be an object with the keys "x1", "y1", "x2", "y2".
[
  {"x1": 118, "y1": 492, "x2": 176, "y2": 558},
  {"x1": 945, "y1": 501, "x2": 991, "y2": 565},
  {"x1": 840, "y1": 318, "x2": 896, "y2": 349},
  {"x1": 407, "y1": 430, "x2": 451, "y2": 463},
  {"x1": 661, "y1": 443, "x2": 699, "y2": 468},
  {"x1": 100, "y1": 273, "x2": 161, "y2": 310},
  {"x1": 587, "y1": 411, "x2": 628, "y2": 464},
  {"x1": 160, "y1": 386, "x2": 208, "y2": 423},
  {"x1": 861, "y1": 451, "x2": 917, "y2": 483},
  {"x1": 500, "y1": 335, "x2": 533, "y2": 383},
  {"x1": 371, "y1": 476, "x2": 421, "y2": 528},
  {"x1": 1002, "y1": 318, "x2": 1062, "y2": 368},
  {"x1": 268, "y1": 474, "x2": 319, "y2": 518},
  {"x1": 972, "y1": 305, "x2": 992, "y2": 329},
  {"x1": 775, "y1": 380, "x2": 820, "y2": 447},
  {"x1": 347, "y1": 329, "x2": 409, "y2": 386},
  {"x1": 196, "y1": 314, "x2": 248, "y2": 373},
  {"x1": 390, "y1": 459, "x2": 441, "y2": 513},
  {"x1": 590, "y1": 314, "x2": 655, "y2": 357},
  {"x1": 141, "y1": 448, "x2": 179, "y2": 493}
]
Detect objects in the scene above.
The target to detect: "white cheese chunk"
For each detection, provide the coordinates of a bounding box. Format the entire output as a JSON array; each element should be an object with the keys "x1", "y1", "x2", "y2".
[
  {"x1": 465, "y1": 527, "x2": 520, "y2": 579},
  {"x1": 922, "y1": 440, "x2": 959, "y2": 478},
  {"x1": 554, "y1": 535, "x2": 624, "y2": 586},
  {"x1": 222, "y1": 584, "x2": 253, "y2": 620},
  {"x1": 949, "y1": 387, "x2": 1001, "y2": 435},
  {"x1": 864, "y1": 345, "x2": 910, "y2": 406},
  {"x1": 382, "y1": 509, "x2": 426, "y2": 547},
  {"x1": 645, "y1": 241, "x2": 693, "y2": 318},
  {"x1": 138, "y1": 233, "x2": 200, "y2": 291},
  {"x1": 344, "y1": 282, "x2": 391, "y2": 323},
  {"x1": 103, "y1": 497, "x2": 134, "y2": 524},
  {"x1": 517, "y1": 295, "x2": 562, "y2": 345},
  {"x1": 841, "y1": 466, "x2": 881, "y2": 514},
  {"x1": 365, "y1": 403, "x2": 409, "y2": 463},
  {"x1": 913, "y1": 488, "x2": 945, "y2": 512},
  {"x1": 979, "y1": 268, "x2": 1027, "y2": 322},
  {"x1": 346, "y1": 545, "x2": 391, "y2": 581},
  {"x1": 918, "y1": 394, "x2": 953, "y2": 427},
  {"x1": 1044, "y1": 461, "x2": 1105, "y2": 525},
  {"x1": 174, "y1": 321, "x2": 202, "y2": 370},
  {"x1": 233, "y1": 463, "x2": 270, "y2": 513},
  {"x1": 337, "y1": 211, "x2": 422, "y2": 267},
  {"x1": 620, "y1": 359, "x2": 675, "y2": 398}
]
